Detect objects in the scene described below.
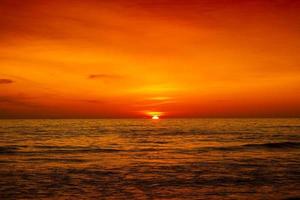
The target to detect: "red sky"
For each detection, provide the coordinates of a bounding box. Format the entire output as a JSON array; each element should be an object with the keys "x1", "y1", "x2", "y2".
[{"x1": 0, "y1": 0, "x2": 300, "y2": 118}]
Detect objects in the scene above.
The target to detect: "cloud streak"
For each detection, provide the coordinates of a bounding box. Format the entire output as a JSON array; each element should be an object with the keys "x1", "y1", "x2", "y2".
[
  {"x1": 88, "y1": 74, "x2": 123, "y2": 80},
  {"x1": 0, "y1": 79, "x2": 14, "y2": 84},
  {"x1": 0, "y1": 95, "x2": 40, "y2": 108}
]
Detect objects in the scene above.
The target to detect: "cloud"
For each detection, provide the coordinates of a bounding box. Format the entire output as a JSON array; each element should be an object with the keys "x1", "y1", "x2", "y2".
[
  {"x1": 77, "y1": 99, "x2": 105, "y2": 104},
  {"x1": 0, "y1": 95, "x2": 40, "y2": 108},
  {"x1": 0, "y1": 79, "x2": 14, "y2": 84},
  {"x1": 88, "y1": 74, "x2": 123, "y2": 80}
]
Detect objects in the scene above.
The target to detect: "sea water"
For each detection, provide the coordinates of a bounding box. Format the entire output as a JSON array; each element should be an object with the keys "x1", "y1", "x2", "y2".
[{"x1": 0, "y1": 119, "x2": 299, "y2": 199}]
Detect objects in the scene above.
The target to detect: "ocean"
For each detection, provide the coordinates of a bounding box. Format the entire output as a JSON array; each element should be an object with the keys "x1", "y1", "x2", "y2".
[{"x1": 0, "y1": 119, "x2": 299, "y2": 199}]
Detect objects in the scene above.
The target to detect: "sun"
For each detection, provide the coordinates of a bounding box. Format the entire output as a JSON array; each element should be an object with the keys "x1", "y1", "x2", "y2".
[
  {"x1": 144, "y1": 111, "x2": 163, "y2": 119},
  {"x1": 152, "y1": 115, "x2": 159, "y2": 120}
]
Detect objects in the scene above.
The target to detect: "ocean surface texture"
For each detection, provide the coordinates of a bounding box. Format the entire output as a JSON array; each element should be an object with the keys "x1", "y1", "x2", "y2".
[{"x1": 0, "y1": 119, "x2": 299, "y2": 199}]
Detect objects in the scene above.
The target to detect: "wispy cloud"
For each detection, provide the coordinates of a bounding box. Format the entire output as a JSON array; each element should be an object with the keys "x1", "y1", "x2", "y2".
[
  {"x1": 147, "y1": 96, "x2": 172, "y2": 101},
  {"x1": 0, "y1": 95, "x2": 40, "y2": 108},
  {"x1": 88, "y1": 74, "x2": 123, "y2": 80},
  {"x1": 0, "y1": 79, "x2": 14, "y2": 84},
  {"x1": 77, "y1": 99, "x2": 104, "y2": 104}
]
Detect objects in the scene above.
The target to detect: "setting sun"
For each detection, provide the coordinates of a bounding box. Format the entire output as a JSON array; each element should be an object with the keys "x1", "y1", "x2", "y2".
[
  {"x1": 152, "y1": 115, "x2": 159, "y2": 120},
  {"x1": 146, "y1": 111, "x2": 163, "y2": 119}
]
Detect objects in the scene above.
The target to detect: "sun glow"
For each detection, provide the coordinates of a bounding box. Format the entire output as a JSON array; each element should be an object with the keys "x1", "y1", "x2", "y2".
[
  {"x1": 152, "y1": 115, "x2": 159, "y2": 120},
  {"x1": 145, "y1": 111, "x2": 163, "y2": 119}
]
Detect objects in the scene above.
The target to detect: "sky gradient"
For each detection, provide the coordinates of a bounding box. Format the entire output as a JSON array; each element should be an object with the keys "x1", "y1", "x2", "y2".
[{"x1": 0, "y1": 0, "x2": 300, "y2": 118}]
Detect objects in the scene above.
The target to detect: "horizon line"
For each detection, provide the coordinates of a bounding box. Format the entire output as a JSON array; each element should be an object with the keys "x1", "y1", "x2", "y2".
[{"x1": 0, "y1": 117, "x2": 299, "y2": 120}]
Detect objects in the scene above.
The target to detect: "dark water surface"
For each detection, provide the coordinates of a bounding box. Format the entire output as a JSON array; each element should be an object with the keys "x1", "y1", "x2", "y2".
[{"x1": 0, "y1": 119, "x2": 299, "y2": 199}]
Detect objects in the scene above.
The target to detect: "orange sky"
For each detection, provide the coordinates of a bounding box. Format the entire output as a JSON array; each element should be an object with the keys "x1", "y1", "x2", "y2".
[{"x1": 0, "y1": 0, "x2": 300, "y2": 118}]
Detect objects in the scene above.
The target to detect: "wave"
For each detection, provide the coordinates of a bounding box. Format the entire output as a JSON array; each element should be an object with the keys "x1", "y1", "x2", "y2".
[
  {"x1": 0, "y1": 145, "x2": 165, "y2": 155},
  {"x1": 0, "y1": 145, "x2": 122, "y2": 155},
  {"x1": 242, "y1": 141, "x2": 300, "y2": 149},
  {"x1": 191, "y1": 142, "x2": 300, "y2": 153},
  {"x1": 2, "y1": 142, "x2": 299, "y2": 156},
  {"x1": 28, "y1": 158, "x2": 86, "y2": 163},
  {"x1": 263, "y1": 125, "x2": 300, "y2": 128},
  {"x1": 0, "y1": 145, "x2": 26, "y2": 154}
]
